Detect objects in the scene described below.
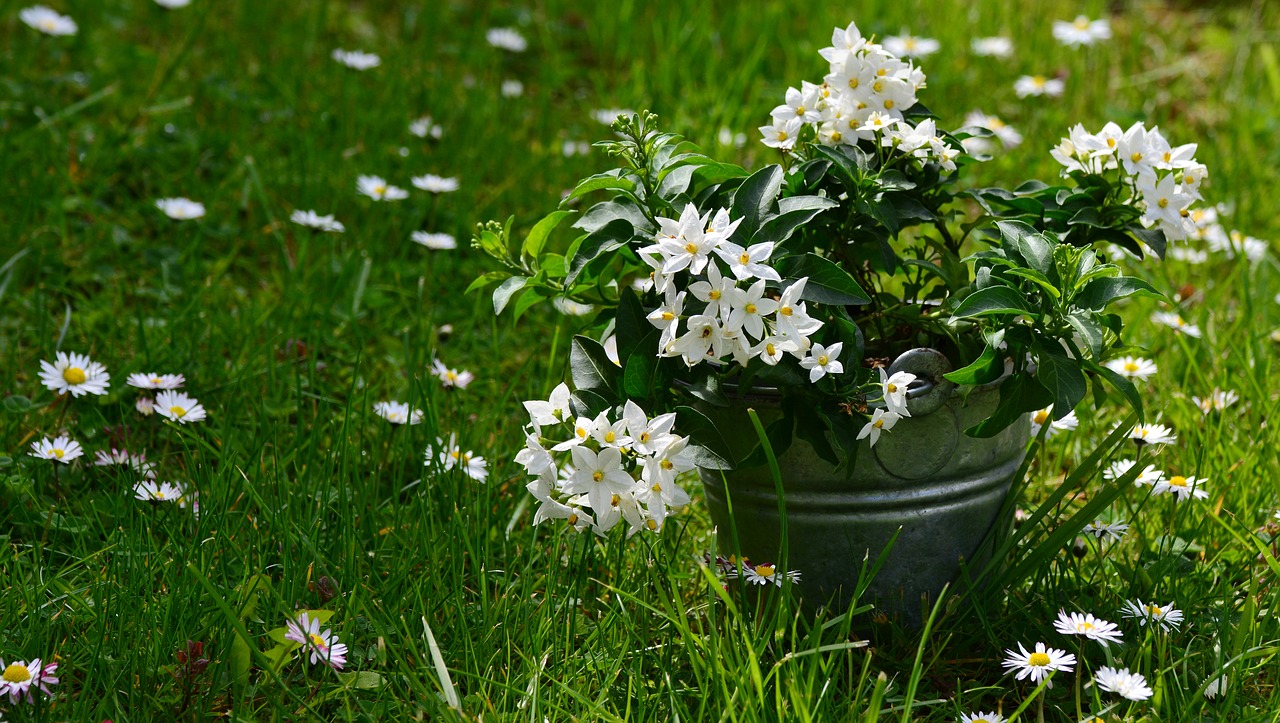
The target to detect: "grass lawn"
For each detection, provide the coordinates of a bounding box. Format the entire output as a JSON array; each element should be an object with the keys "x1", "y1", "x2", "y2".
[{"x1": 2, "y1": 0, "x2": 1279, "y2": 720}]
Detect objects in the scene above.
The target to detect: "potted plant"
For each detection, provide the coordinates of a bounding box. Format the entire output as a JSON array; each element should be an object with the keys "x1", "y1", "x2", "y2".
[{"x1": 472, "y1": 21, "x2": 1205, "y2": 618}]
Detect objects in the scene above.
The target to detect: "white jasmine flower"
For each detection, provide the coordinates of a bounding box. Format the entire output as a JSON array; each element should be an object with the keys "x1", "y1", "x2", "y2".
[
  {"x1": 879, "y1": 368, "x2": 917, "y2": 417},
  {"x1": 134, "y1": 479, "x2": 185, "y2": 502},
  {"x1": 1193, "y1": 388, "x2": 1238, "y2": 414},
  {"x1": 409, "y1": 116, "x2": 443, "y2": 139},
  {"x1": 156, "y1": 197, "x2": 206, "y2": 220},
  {"x1": 1121, "y1": 599, "x2": 1184, "y2": 631},
  {"x1": 522, "y1": 383, "x2": 573, "y2": 429},
  {"x1": 1001, "y1": 642, "x2": 1075, "y2": 684},
  {"x1": 970, "y1": 37, "x2": 1013, "y2": 57},
  {"x1": 285, "y1": 612, "x2": 348, "y2": 670},
  {"x1": 1104, "y1": 356, "x2": 1158, "y2": 381},
  {"x1": 857, "y1": 408, "x2": 900, "y2": 447},
  {"x1": 373, "y1": 400, "x2": 423, "y2": 425},
  {"x1": 759, "y1": 117, "x2": 803, "y2": 150},
  {"x1": 1053, "y1": 611, "x2": 1124, "y2": 646},
  {"x1": 1093, "y1": 666, "x2": 1153, "y2": 701},
  {"x1": 715, "y1": 241, "x2": 781, "y2": 282},
  {"x1": 20, "y1": 5, "x2": 76, "y2": 35},
  {"x1": 39, "y1": 351, "x2": 110, "y2": 397},
  {"x1": 431, "y1": 358, "x2": 475, "y2": 389},
  {"x1": 291, "y1": 210, "x2": 345, "y2": 233},
  {"x1": 1014, "y1": 75, "x2": 1065, "y2": 98},
  {"x1": 1030, "y1": 406, "x2": 1078, "y2": 437},
  {"x1": 30, "y1": 435, "x2": 83, "y2": 464},
  {"x1": 800, "y1": 342, "x2": 843, "y2": 383},
  {"x1": 411, "y1": 174, "x2": 459, "y2": 193},
  {"x1": 770, "y1": 86, "x2": 822, "y2": 124},
  {"x1": 725, "y1": 280, "x2": 778, "y2": 340},
  {"x1": 562, "y1": 446, "x2": 635, "y2": 517},
  {"x1": 331, "y1": 49, "x2": 380, "y2": 70},
  {"x1": 882, "y1": 33, "x2": 940, "y2": 57},
  {"x1": 356, "y1": 175, "x2": 408, "y2": 201},
  {"x1": 500, "y1": 79, "x2": 523, "y2": 97},
  {"x1": 1083, "y1": 519, "x2": 1128, "y2": 542},
  {"x1": 1151, "y1": 311, "x2": 1201, "y2": 337},
  {"x1": 127, "y1": 372, "x2": 185, "y2": 390},
  {"x1": 1053, "y1": 16, "x2": 1112, "y2": 47},
  {"x1": 412, "y1": 232, "x2": 457, "y2": 250},
  {"x1": 155, "y1": 390, "x2": 206, "y2": 423},
  {"x1": 1151, "y1": 473, "x2": 1209, "y2": 501},
  {"x1": 486, "y1": 27, "x2": 527, "y2": 52}
]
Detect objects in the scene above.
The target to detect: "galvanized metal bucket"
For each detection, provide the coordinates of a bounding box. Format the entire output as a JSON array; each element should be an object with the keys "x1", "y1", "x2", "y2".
[{"x1": 699, "y1": 348, "x2": 1029, "y2": 623}]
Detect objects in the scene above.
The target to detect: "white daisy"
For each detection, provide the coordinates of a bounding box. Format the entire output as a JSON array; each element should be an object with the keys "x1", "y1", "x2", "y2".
[
  {"x1": 1001, "y1": 642, "x2": 1075, "y2": 684},
  {"x1": 39, "y1": 351, "x2": 110, "y2": 397},
  {"x1": 431, "y1": 359, "x2": 475, "y2": 389},
  {"x1": 29, "y1": 435, "x2": 83, "y2": 464},
  {"x1": 1192, "y1": 388, "x2": 1239, "y2": 414},
  {"x1": 1151, "y1": 311, "x2": 1201, "y2": 337},
  {"x1": 134, "y1": 479, "x2": 186, "y2": 502},
  {"x1": 154, "y1": 390, "x2": 207, "y2": 424},
  {"x1": 126, "y1": 372, "x2": 185, "y2": 390},
  {"x1": 1104, "y1": 459, "x2": 1164, "y2": 486},
  {"x1": 285, "y1": 612, "x2": 348, "y2": 670},
  {"x1": 1082, "y1": 519, "x2": 1128, "y2": 542},
  {"x1": 591, "y1": 108, "x2": 636, "y2": 125},
  {"x1": 409, "y1": 116, "x2": 443, "y2": 139},
  {"x1": 19, "y1": 6, "x2": 76, "y2": 36},
  {"x1": 970, "y1": 37, "x2": 1013, "y2": 57},
  {"x1": 959, "y1": 713, "x2": 1006, "y2": 723},
  {"x1": 1151, "y1": 473, "x2": 1209, "y2": 501},
  {"x1": 425, "y1": 435, "x2": 488, "y2": 482},
  {"x1": 1121, "y1": 599, "x2": 1184, "y2": 631},
  {"x1": 94, "y1": 448, "x2": 157, "y2": 478},
  {"x1": 136, "y1": 396, "x2": 155, "y2": 415},
  {"x1": 882, "y1": 33, "x2": 940, "y2": 57},
  {"x1": 155, "y1": 197, "x2": 206, "y2": 220},
  {"x1": 411, "y1": 174, "x2": 460, "y2": 193},
  {"x1": 1014, "y1": 75, "x2": 1065, "y2": 98},
  {"x1": 486, "y1": 27, "x2": 527, "y2": 52},
  {"x1": 1053, "y1": 611, "x2": 1124, "y2": 646},
  {"x1": 290, "y1": 209, "x2": 345, "y2": 233},
  {"x1": 1052, "y1": 16, "x2": 1112, "y2": 47},
  {"x1": 373, "y1": 401, "x2": 423, "y2": 425},
  {"x1": 356, "y1": 175, "x2": 408, "y2": 201},
  {"x1": 411, "y1": 232, "x2": 457, "y2": 250},
  {"x1": 0, "y1": 657, "x2": 59, "y2": 703},
  {"x1": 739, "y1": 561, "x2": 801, "y2": 587},
  {"x1": 331, "y1": 49, "x2": 380, "y2": 70},
  {"x1": 1104, "y1": 356, "x2": 1158, "y2": 381},
  {"x1": 500, "y1": 79, "x2": 524, "y2": 97},
  {"x1": 1093, "y1": 666, "x2": 1153, "y2": 701},
  {"x1": 154, "y1": 0, "x2": 192, "y2": 7},
  {"x1": 1124, "y1": 421, "x2": 1177, "y2": 446},
  {"x1": 1030, "y1": 406, "x2": 1078, "y2": 437}
]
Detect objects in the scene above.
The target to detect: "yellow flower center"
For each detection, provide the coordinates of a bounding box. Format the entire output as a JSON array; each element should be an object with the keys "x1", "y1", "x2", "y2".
[
  {"x1": 446, "y1": 371, "x2": 458, "y2": 382},
  {"x1": 873, "y1": 418, "x2": 885, "y2": 429},
  {"x1": 610, "y1": 494, "x2": 620, "y2": 506},
  {"x1": 576, "y1": 427, "x2": 587, "y2": 438},
  {"x1": 872, "y1": 80, "x2": 884, "y2": 93},
  {"x1": 604, "y1": 431, "x2": 616, "y2": 443},
  {"x1": 53, "y1": 448, "x2": 65, "y2": 459},
  {"x1": 1158, "y1": 198, "x2": 1169, "y2": 208},
  {"x1": 660, "y1": 459, "x2": 674, "y2": 470},
  {"x1": 830, "y1": 131, "x2": 843, "y2": 142},
  {"x1": 776, "y1": 130, "x2": 788, "y2": 141},
  {"x1": 63, "y1": 367, "x2": 87, "y2": 384},
  {"x1": 567, "y1": 513, "x2": 579, "y2": 526},
  {"x1": 152, "y1": 377, "x2": 163, "y2": 385},
  {"x1": 1106, "y1": 137, "x2": 1117, "y2": 148},
  {"x1": 639, "y1": 432, "x2": 650, "y2": 442},
  {"x1": 1147, "y1": 605, "x2": 1163, "y2": 616},
  {"x1": 1029, "y1": 652, "x2": 1051, "y2": 667},
  {"x1": 592, "y1": 471, "x2": 604, "y2": 482},
  {"x1": 661, "y1": 312, "x2": 674, "y2": 321},
  {"x1": 817, "y1": 355, "x2": 829, "y2": 366},
  {"x1": 155, "y1": 490, "x2": 167, "y2": 500},
  {"x1": 170, "y1": 406, "x2": 188, "y2": 418},
  {"x1": 1033, "y1": 410, "x2": 1049, "y2": 424},
  {"x1": 1169, "y1": 475, "x2": 1187, "y2": 487},
  {"x1": 684, "y1": 242, "x2": 698, "y2": 254},
  {"x1": 1074, "y1": 17, "x2": 1089, "y2": 29},
  {"x1": 41, "y1": 19, "x2": 57, "y2": 31},
  {"x1": 1163, "y1": 151, "x2": 1172, "y2": 162},
  {"x1": 1131, "y1": 152, "x2": 1143, "y2": 162},
  {"x1": 887, "y1": 383, "x2": 898, "y2": 394},
  {"x1": 708, "y1": 290, "x2": 721, "y2": 300},
  {"x1": 1079, "y1": 622, "x2": 1095, "y2": 631},
  {"x1": 765, "y1": 343, "x2": 777, "y2": 355},
  {"x1": 739, "y1": 252, "x2": 751, "y2": 265},
  {"x1": 1032, "y1": 75, "x2": 1046, "y2": 86},
  {"x1": 795, "y1": 105, "x2": 806, "y2": 114},
  {"x1": 700, "y1": 327, "x2": 713, "y2": 338},
  {"x1": 2, "y1": 663, "x2": 31, "y2": 683},
  {"x1": 848, "y1": 78, "x2": 859, "y2": 89},
  {"x1": 756, "y1": 564, "x2": 776, "y2": 578},
  {"x1": 374, "y1": 185, "x2": 386, "y2": 196},
  {"x1": 745, "y1": 303, "x2": 757, "y2": 314},
  {"x1": 876, "y1": 68, "x2": 888, "y2": 77},
  {"x1": 309, "y1": 633, "x2": 327, "y2": 648},
  {"x1": 651, "y1": 482, "x2": 661, "y2": 493},
  {"x1": 883, "y1": 99, "x2": 895, "y2": 109},
  {"x1": 1124, "y1": 361, "x2": 1139, "y2": 372}
]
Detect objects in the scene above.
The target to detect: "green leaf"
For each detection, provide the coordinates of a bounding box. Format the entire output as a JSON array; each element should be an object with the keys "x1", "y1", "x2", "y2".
[
  {"x1": 739, "y1": 409, "x2": 797, "y2": 469},
  {"x1": 952, "y1": 285, "x2": 1033, "y2": 318},
  {"x1": 569, "y1": 336, "x2": 619, "y2": 396},
  {"x1": 561, "y1": 171, "x2": 637, "y2": 206},
  {"x1": 730, "y1": 165, "x2": 784, "y2": 241},
  {"x1": 944, "y1": 343, "x2": 1004, "y2": 385},
  {"x1": 674, "y1": 406, "x2": 735, "y2": 469},
  {"x1": 2, "y1": 395, "x2": 32, "y2": 413},
  {"x1": 1035, "y1": 351, "x2": 1087, "y2": 418},
  {"x1": 465, "y1": 271, "x2": 509, "y2": 295},
  {"x1": 751, "y1": 203, "x2": 834, "y2": 247},
  {"x1": 573, "y1": 199, "x2": 652, "y2": 234},
  {"x1": 512, "y1": 287, "x2": 548, "y2": 321},
  {"x1": 692, "y1": 161, "x2": 749, "y2": 186},
  {"x1": 521, "y1": 210, "x2": 575, "y2": 264},
  {"x1": 337, "y1": 671, "x2": 385, "y2": 689},
  {"x1": 792, "y1": 406, "x2": 837, "y2": 467},
  {"x1": 1126, "y1": 224, "x2": 1167, "y2": 259},
  {"x1": 1073, "y1": 276, "x2": 1160, "y2": 310},
  {"x1": 1065, "y1": 312, "x2": 1106, "y2": 359},
  {"x1": 684, "y1": 373, "x2": 729, "y2": 407},
  {"x1": 997, "y1": 220, "x2": 1055, "y2": 276},
  {"x1": 777, "y1": 253, "x2": 871, "y2": 306},
  {"x1": 1002, "y1": 268, "x2": 1061, "y2": 300},
  {"x1": 492, "y1": 276, "x2": 528, "y2": 315},
  {"x1": 622, "y1": 350, "x2": 659, "y2": 399},
  {"x1": 777, "y1": 195, "x2": 837, "y2": 214},
  {"x1": 565, "y1": 219, "x2": 633, "y2": 287},
  {"x1": 569, "y1": 389, "x2": 611, "y2": 418},
  {"x1": 965, "y1": 373, "x2": 1053, "y2": 438},
  {"x1": 1088, "y1": 361, "x2": 1144, "y2": 422}
]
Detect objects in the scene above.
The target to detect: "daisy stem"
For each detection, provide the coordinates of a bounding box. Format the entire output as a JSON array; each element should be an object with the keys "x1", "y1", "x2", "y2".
[{"x1": 1074, "y1": 641, "x2": 1084, "y2": 721}]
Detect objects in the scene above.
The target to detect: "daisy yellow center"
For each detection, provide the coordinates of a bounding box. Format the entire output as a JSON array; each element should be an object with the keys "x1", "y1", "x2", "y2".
[
  {"x1": 592, "y1": 471, "x2": 604, "y2": 482},
  {"x1": 745, "y1": 303, "x2": 757, "y2": 314},
  {"x1": 2, "y1": 663, "x2": 31, "y2": 683},
  {"x1": 309, "y1": 633, "x2": 327, "y2": 649},
  {"x1": 1032, "y1": 76, "x2": 1046, "y2": 86},
  {"x1": 1169, "y1": 475, "x2": 1187, "y2": 487},
  {"x1": 1033, "y1": 410, "x2": 1050, "y2": 424},
  {"x1": 989, "y1": 118, "x2": 1006, "y2": 129},
  {"x1": 374, "y1": 185, "x2": 386, "y2": 195},
  {"x1": 1124, "y1": 361, "x2": 1139, "y2": 372},
  {"x1": 41, "y1": 19, "x2": 57, "y2": 30},
  {"x1": 1074, "y1": 17, "x2": 1089, "y2": 29},
  {"x1": 1147, "y1": 605, "x2": 1163, "y2": 616},
  {"x1": 756, "y1": 564, "x2": 776, "y2": 578},
  {"x1": 152, "y1": 377, "x2": 163, "y2": 385},
  {"x1": 604, "y1": 431, "x2": 616, "y2": 443},
  {"x1": 1029, "y1": 652, "x2": 1051, "y2": 667},
  {"x1": 904, "y1": 38, "x2": 917, "y2": 49},
  {"x1": 53, "y1": 448, "x2": 65, "y2": 459},
  {"x1": 155, "y1": 490, "x2": 167, "y2": 499},
  {"x1": 817, "y1": 355, "x2": 829, "y2": 366},
  {"x1": 63, "y1": 367, "x2": 87, "y2": 384},
  {"x1": 170, "y1": 406, "x2": 188, "y2": 418},
  {"x1": 446, "y1": 371, "x2": 459, "y2": 382},
  {"x1": 449, "y1": 450, "x2": 461, "y2": 460},
  {"x1": 1079, "y1": 622, "x2": 1096, "y2": 631}
]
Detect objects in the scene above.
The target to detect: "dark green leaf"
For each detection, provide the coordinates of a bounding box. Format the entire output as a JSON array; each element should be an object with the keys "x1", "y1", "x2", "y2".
[
  {"x1": 739, "y1": 410, "x2": 797, "y2": 469},
  {"x1": 512, "y1": 287, "x2": 548, "y2": 321},
  {"x1": 997, "y1": 220, "x2": 1054, "y2": 275},
  {"x1": 675, "y1": 406, "x2": 736, "y2": 469},
  {"x1": 944, "y1": 344, "x2": 1004, "y2": 385},
  {"x1": 521, "y1": 210, "x2": 575, "y2": 263},
  {"x1": 777, "y1": 253, "x2": 871, "y2": 306},
  {"x1": 965, "y1": 374, "x2": 1053, "y2": 438},
  {"x1": 1088, "y1": 361, "x2": 1144, "y2": 422},
  {"x1": 569, "y1": 335, "x2": 619, "y2": 396},
  {"x1": 752, "y1": 204, "x2": 833, "y2": 247},
  {"x1": 777, "y1": 195, "x2": 838, "y2": 214},
  {"x1": 569, "y1": 389, "x2": 612, "y2": 418},
  {"x1": 792, "y1": 406, "x2": 837, "y2": 467},
  {"x1": 492, "y1": 276, "x2": 527, "y2": 315},
  {"x1": 2, "y1": 396, "x2": 32, "y2": 413},
  {"x1": 1074, "y1": 276, "x2": 1160, "y2": 310},
  {"x1": 573, "y1": 199, "x2": 652, "y2": 234},
  {"x1": 684, "y1": 373, "x2": 729, "y2": 407},
  {"x1": 730, "y1": 165, "x2": 784, "y2": 241},
  {"x1": 561, "y1": 170, "x2": 637, "y2": 205},
  {"x1": 565, "y1": 219, "x2": 633, "y2": 286},
  {"x1": 1035, "y1": 351, "x2": 1087, "y2": 418},
  {"x1": 952, "y1": 285, "x2": 1033, "y2": 318},
  {"x1": 1126, "y1": 224, "x2": 1167, "y2": 259},
  {"x1": 1065, "y1": 312, "x2": 1105, "y2": 359}
]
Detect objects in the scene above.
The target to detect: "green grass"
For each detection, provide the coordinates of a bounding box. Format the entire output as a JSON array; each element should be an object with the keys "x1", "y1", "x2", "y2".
[{"x1": 2, "y1": 0, "x2": 1280, "y2": 720}]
